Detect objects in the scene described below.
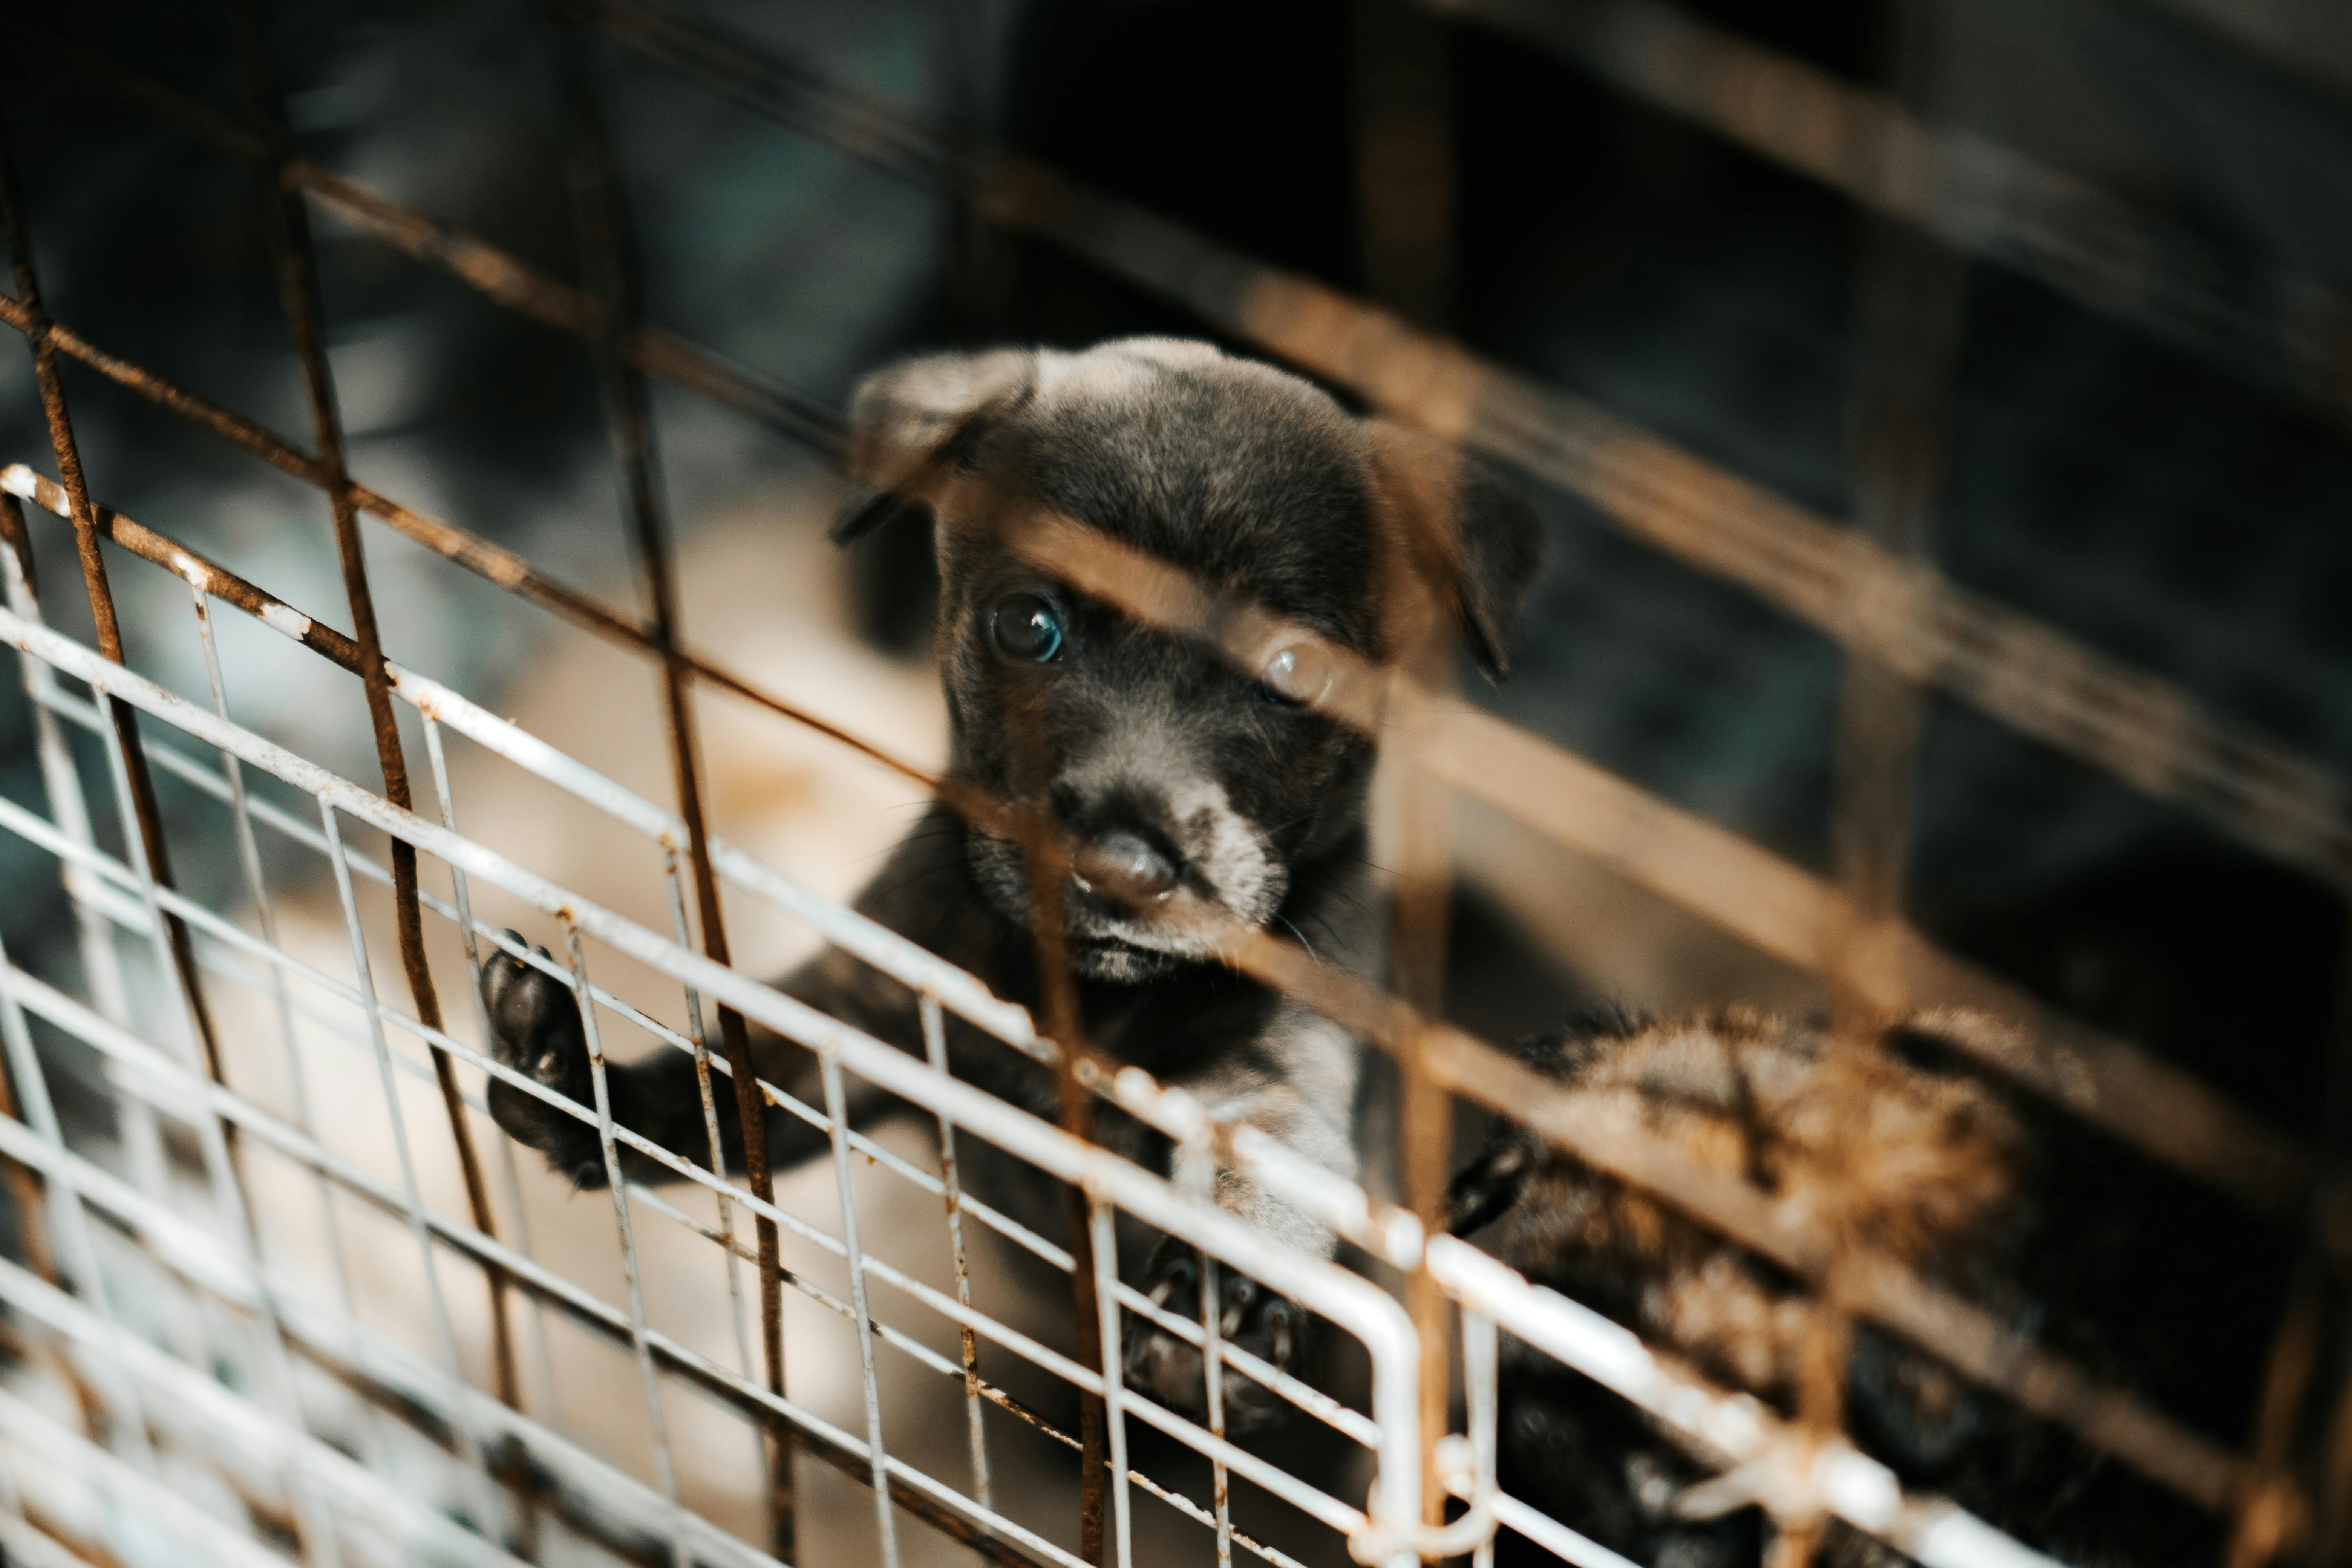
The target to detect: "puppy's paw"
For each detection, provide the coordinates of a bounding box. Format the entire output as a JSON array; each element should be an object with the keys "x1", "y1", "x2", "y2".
[
  {"x1": 1122, "y1": 1242, "x2": 1305, "y2": 1432},
  {"x1": 479, "y1": 933, "x2": 604, "y2": 1187}
]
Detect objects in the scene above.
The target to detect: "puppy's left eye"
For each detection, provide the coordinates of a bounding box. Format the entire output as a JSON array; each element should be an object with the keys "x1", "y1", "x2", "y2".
[
  {"x1": 1257, "y1": 645, "x2": 1331, "y2": 708},
  {"x1": 992, "y1": 593, "x2": 1066, "y2": 663}
]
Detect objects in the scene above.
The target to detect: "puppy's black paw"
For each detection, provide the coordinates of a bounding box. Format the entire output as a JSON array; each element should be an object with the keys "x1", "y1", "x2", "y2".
[
  {"x1": 1123, "y1": 1242, "x2": 1306, "y2": 1432},
  {"x1": 480, "y1": 933, "x2": 604, "y2": 1187}
]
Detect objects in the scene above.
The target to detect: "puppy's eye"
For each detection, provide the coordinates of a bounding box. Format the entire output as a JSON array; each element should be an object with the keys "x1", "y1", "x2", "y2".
[
  {"x1": 991, "y1": 593, "x2": 1065, "y2": 663},
  {"x1": 1257, "y1": 645, "x2": 1331, "y2": 708}
]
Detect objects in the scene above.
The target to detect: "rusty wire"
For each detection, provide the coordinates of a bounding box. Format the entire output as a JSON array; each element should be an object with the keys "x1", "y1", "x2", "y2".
[
  {"x1": 3, "y1": 436, "x2": 2277, "y2": 1544},
  {"x1": 9, "y1": 9, "x2": 2328, "y2": 1220},
  {"x1": 1352, "y1": 0, "x2": 1462, "y2": 1533},
  {"x1": 0, "y1": 103, "x2": 222, "y2": 1086},
  {"x1": 0, "y1": 5, "x2": 2344, "y2": 1564},
  {"x1": 0, "y1": 285, "x2": 2305, "y2": 1568},
  {"x1": 529, "y1": 0, "x2": 2352, "y2": 885},
  {"x1": 0, "y1": 83, "x2": 2314, "y2": 1504},
  {"x1": 24, "y1": 3, "x2": 2351, "y2": 894},
  {"x1": 539, "y1": 16, "x2": 797, "y2": 1555},
  {"x1": 25, "y1": 410, "x2": 2276, "y2": 1537},
  {"x1": 226, "y1": 0, "x2": 525, "y2": 1431}
]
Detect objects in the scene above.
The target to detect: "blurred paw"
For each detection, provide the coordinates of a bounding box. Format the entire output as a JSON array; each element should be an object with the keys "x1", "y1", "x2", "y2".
[
  {"x1": 479, "y1": 932, "x2": 603, "y2": 1186},
  {"x1": 1122, "y1": 1241, "x2": 1305, "y2": 1432}
]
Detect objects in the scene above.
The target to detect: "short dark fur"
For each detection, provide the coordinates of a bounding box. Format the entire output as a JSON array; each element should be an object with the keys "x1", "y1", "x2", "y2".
[
  {"x1": 1449, "y1": 1006, "x2": 2280, "y2": 1568},
  {"x1": 482, "y1": 337, "x2": 1542, "y2": 1425}
]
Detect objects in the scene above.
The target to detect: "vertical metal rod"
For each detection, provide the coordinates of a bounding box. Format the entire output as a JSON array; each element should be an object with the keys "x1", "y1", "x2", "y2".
[
  {"x1": 660, "y1": 847, "x2": 769, "y2": 1522},
  {"x1": 821, "y1": 1051, "x2": 903, "y2": 1568},
  {"x1": 0, "y1": 944, "x2": 58, "y2": 1292},
  {"x1": 2225, "y1": 1253, "x2": 2323, "y2": 1568},
  {"x1": 318, "y1": 797, "x2": 504, "y2": 1538},
  {"x1": 1196, "y1": 1255, "x2": 1233, "y2": 1568},
  {"x1": 93, "y1": 689, "x2": 339, "y2": 1566},
  {"x1": 2310, "y1": 913, "x2": 2352, "y2": 1562},
  {"x1": 1354, "y1": 30, "x2": 1466, "y2": 1507},
  {"x1": 920, "y1": 991, "x2": 992, "y2": 1510},
  {"x1": 1392, "y1": 749, "x2": 1456, "y2": 1528},
  {"x1": 1825, "y1": 0, "x2": 1966, "y2": 1026},
  {"x1": 1464, "y1": 1310, "x2": 1498, "y2": 1568},
  {"x1": 1056, "y1": 1018, "x2": 1110, "y2": 1567},
  {"x1": 191, "y1": 576, "x2": 404, "y2": 1487},
  {"x1": 1086, "y1": 1198, "x2": 1133, "y2": 1568},
  {"x1": 1802, "y1": 11, "x2": 1968, "y2": 1564},
  {"x1": 225, "y1": 0, "x2": 521, "y2": 1416},
  {"x1": 0, "y1": 506, "x2": 171, "y2": 1252},
  {"x1": 1383, "y1": 621, "x2": 1461, "y2": 1531},
  {"x1": 1357, "y1": 0, "x2": 1470, "y2": 1457},
  {"x1": 424, "y1": 715, "x2": 567, "y2": 1436},
  {"x1": 0, "y1": 495, "x2": 131, "y2": 1032},
  {"x1": 188, "y1": 581, "x2": 364, "y2": 1316},
  {"x1": 663, "y1": 848, "x2": 758, "y2": 1387},
  {"x1": 1002, "y1": 668, "x2": 1110, "y2": 1563},
  {"x1": 1352, "y1": 0, "x2": 1458, "y2": 332},
  {"x1": 539, "y1": 19, "x2": 793, "y2": 1550},
  {"x1": 0, "y1": 512, "x2": 60, "y2": 1290},
  {"x1": 1178, "y1": 1121, "x2": 1234, "y2": 1568},
  {"x1": 561, "y1": 924, "x2": 692, "y2": 1568},
  {"x1": 0, "y1": 928, "x2": 159, "y2": 1475},
  {"x1": 0, "y1": 95, "x2": 221, "y2": 1083},
  {"x1": 0, "y1": 501, "x2": 164, "y2": 1208}
]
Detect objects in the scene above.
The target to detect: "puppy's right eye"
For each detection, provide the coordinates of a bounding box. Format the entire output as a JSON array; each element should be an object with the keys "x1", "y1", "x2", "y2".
[{"x1": 991, "y1": 593, "x2": 1065, "y2": 663}]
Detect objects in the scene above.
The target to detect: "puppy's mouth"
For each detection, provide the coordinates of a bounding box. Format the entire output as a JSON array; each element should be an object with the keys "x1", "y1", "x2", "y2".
[
  {"x1": 1066, "y1": 903, "x2": 1217, "y2": 975},
  {"x1": 1069, "y1": 931, "x2": 1174, "y2": 974}
]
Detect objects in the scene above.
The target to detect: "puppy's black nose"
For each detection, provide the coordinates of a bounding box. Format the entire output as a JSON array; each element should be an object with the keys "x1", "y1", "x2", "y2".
[{"x1": 1079, "y1": 828, "x2": 1178, "y2": 902}]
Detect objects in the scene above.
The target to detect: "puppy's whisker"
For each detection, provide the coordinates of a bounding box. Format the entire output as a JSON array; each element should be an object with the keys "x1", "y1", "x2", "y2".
[{"x1": 1274, "y1": 914, "x2": 1321, "y2": 963}]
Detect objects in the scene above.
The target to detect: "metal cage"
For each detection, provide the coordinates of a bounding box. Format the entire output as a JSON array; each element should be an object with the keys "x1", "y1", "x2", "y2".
[{"x1": 0, "y1": 4, "x2": 2344, "y2": 1568}]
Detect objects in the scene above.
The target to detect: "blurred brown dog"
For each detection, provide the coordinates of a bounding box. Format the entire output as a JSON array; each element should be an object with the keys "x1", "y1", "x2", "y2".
[{"x1": 1450, "y1": 1004, "x2": 2274, "y2": 1568}]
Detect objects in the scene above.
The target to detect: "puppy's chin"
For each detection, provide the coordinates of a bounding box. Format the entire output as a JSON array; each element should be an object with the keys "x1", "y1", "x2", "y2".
[{"x1": 1070, "y1": 936, "x2": 1185, "y2": 983}]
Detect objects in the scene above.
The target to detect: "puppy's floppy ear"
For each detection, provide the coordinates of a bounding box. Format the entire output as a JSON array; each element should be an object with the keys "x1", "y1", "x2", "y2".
[
  {"x1": 1368, "y1": 419, "x2": 1546, "y2": 683},
  {"x1": 832, "y1": 348, "x2": 1034, "y2": 545}
]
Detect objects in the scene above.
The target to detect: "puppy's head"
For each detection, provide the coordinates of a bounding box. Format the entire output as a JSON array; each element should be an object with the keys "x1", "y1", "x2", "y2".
[{"x1": 839, "y1": 337, "x2": 1541, "y2": 981}]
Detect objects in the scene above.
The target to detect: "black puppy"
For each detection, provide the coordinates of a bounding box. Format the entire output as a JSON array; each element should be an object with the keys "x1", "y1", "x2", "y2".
[
  {"x1": 480, "y1": 336, "x2": 1542, "y2": 1424},
  {"x1": 1446, "y1": 1005, "x2": 2288, "y2": 1567}
]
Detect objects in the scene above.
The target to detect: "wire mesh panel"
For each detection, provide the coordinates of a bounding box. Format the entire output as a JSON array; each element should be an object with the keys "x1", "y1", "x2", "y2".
[{"x1": 0, "y1": 5, "x2": 2344, "y2": 1568}]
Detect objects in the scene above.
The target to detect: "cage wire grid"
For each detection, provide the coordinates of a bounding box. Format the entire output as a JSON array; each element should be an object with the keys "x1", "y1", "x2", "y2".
[{"x1": 0, "y1": 4, "x2": 2343, "y2": 1568}]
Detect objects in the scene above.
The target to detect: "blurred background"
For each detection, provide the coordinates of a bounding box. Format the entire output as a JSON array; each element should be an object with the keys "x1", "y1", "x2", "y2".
[{"x1": 2, "y1": 0, "x2": 2351, "y2": 1558}]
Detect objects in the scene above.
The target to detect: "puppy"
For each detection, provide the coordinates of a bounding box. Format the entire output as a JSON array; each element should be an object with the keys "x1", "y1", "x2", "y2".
[
  {"x1": 1447, "y1": 1006, "x2": 2275, "y2": 1568},
  {"x1": 481, "y1": 336, "x2": 1542, "y2": 1426}
]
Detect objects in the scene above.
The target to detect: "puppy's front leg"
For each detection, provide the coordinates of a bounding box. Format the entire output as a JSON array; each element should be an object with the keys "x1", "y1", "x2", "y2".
[
  {"x1": 479, "y1": 934, "x2": 892, "y2": 1189},
  {"x1": 1123, "y1": 1009, "x2": 1359, "y2": 1431}
]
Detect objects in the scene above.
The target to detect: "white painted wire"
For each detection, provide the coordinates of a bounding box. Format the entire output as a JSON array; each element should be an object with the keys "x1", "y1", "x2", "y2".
[{"x1": 0, "y1": 599, "x2": 2067, "y2": 1568}]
